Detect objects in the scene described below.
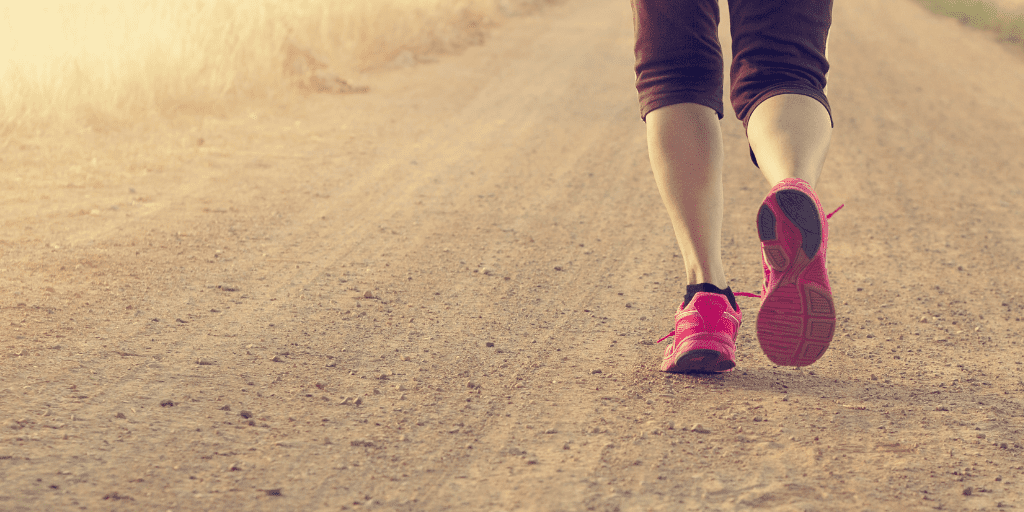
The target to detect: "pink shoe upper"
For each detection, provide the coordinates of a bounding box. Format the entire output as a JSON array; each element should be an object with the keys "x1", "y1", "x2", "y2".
[{"x1": 661, "y1": 292, "x2": 741, "y2": 371}]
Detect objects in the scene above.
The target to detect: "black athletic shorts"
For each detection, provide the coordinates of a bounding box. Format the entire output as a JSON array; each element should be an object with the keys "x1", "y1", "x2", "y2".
[{"x1": 631, "y1": 0, "x2": 833, "y2": 128}]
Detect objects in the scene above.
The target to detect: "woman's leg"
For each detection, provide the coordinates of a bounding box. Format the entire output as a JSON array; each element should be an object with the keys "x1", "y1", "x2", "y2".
[
  {"x1": 645, "y1": 103, "x2": 727, "y2": 289},
  {"x1": 727, "y1": 0, "x2": 837, "y2": 367},
  {"x1": 746, "y1": 94, "x2": 832, "y2": 188}
]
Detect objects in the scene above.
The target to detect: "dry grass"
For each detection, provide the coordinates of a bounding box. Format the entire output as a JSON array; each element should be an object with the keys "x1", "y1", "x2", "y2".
[
  {"x1": 0, "y1": 0, "x2": 555, "y2": 136},
  {"x1": 918, "y1": 0, "x2": 1024, "y2": 44}
]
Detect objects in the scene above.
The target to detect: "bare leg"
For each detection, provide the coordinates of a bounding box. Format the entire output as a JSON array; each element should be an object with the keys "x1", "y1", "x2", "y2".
[
  {"x1": 746, "y1": 94, "x2": 832, "y2": 188},
  {"x1": 645, "y1": 103, "x2": 727, "y2": 289}
]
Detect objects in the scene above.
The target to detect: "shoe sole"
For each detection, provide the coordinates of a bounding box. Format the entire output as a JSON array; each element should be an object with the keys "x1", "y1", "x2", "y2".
[
  {"x1": 756, "y1": 188, "x2": 835, "y2": 367},
  {"x1": 663, "y1": 348, "x2": 735, "y2": 373}
]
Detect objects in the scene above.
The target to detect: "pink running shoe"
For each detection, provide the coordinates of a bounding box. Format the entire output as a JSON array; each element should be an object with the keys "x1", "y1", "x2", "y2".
[
  {"x1": 657, "y1": 293, "x2": 742, "y2": 373},
  {"x1": 754, "y1": 178, "x2": 839, "y2": 367}
]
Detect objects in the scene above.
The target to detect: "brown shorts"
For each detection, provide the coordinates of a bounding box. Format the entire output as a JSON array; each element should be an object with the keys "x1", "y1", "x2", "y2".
[{"x1": 631, "y1": 0, "x2": 833, "y2": 128}]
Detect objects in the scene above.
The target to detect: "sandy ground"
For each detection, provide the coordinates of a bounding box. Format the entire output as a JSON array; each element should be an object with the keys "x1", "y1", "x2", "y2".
[{"x1": 2, "y1": 0, "x2": 1024, "y2": 510}]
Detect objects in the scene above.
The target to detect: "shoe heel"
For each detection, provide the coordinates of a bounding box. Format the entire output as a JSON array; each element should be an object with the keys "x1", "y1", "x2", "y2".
[{"x1": 776, "y1": 189, "x2": 822, "y2": 259}]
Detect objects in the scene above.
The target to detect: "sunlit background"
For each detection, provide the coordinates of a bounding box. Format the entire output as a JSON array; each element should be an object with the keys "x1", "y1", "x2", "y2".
[{"x1": 0, "y1": 0, "x2": 552, "y2": 134}]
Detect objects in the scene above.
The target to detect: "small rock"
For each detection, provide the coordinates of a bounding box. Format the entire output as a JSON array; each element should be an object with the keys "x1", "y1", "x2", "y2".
[
  {"x1": 196, "y1": 359, "x2": 214, "y2": 365},
  {"x1": 963, "y1": 487, "x2": 973, "y2": 496},
  {"x1": 554, "y1": 266, "x2": 563, "y2": 271},
  {"x1": 467, "y1": 381, "x2": 480, "y2": 389},
  {"x1": 590, "y1": 369, "x2": 602, "y2": 374},
  {"x1": 395, "y1": 384, "x2": 406, "y2": 392},
  {"x1": 240, "y1": 410, "x2": 253, "y2": 419},
  {"x1": 351, "y1": 439, "x2": 375, "y2": 447},
  {"x1": 270, "y1": 355, "x2": 284, "y2": 362},
  {"x1": 265, "y1": 488, "x2": 282, "y2": 496},
  {"x1": 160, "y1": 400, "x2": 174, "y2": 407},
  {"x1": 219, "y1": 405, "x2": 231, "y2": 411},
  {"x1": 485, "y1": 342, "x2": 495, "y2": 347},
  {"x1": 115, "y1": 412, "x2": 126, "y2": 419},
  {"x1": 354, "y1": 397, "x2": 363, "y2": 406},
  {"x1": 228, "y1": 463, "x2": 241, "y2": 471},
  {"x1": 325, "y1": 361, "x2": 336, "y2": 368},
  {"x1": 363, "y1": 290, "x2": 375, "y2": 299},
  {"x1": 690, "y1": 423, "x2": 710, "y2": 434}
]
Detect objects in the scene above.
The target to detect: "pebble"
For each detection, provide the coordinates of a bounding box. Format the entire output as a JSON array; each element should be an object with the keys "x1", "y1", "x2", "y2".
[
  {"x1": 240, "y1": 410, "x2": 253, "y2": 419},
  {"x1": 364, "y1": 290, "x2": 375, "y2": 299},
  {"x1": 690, "y1": 423, "x2": 710, "y2": 434},
  {"x1": 485, "y1": 342, "x2": 495, "y2": 347}
]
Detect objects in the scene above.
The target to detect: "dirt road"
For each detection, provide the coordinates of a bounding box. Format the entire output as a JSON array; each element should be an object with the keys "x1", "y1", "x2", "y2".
[{"x1": 2, "y1": 0, "x2": 1024, "y2": 509}]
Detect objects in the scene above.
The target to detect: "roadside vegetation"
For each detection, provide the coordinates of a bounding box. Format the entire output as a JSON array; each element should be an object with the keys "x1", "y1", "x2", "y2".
[
  {"x1": 0, "y1": 0, "x2": 556, "y2": 135},
  {"x1": 918, "y1": 0, "x2": 1024, "y2": 46}
]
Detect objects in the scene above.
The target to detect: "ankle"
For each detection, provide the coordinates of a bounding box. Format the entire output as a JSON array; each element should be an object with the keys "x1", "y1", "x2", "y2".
[{"x1": 683, "y1": 283, "x2": 738, "y2": 312}]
